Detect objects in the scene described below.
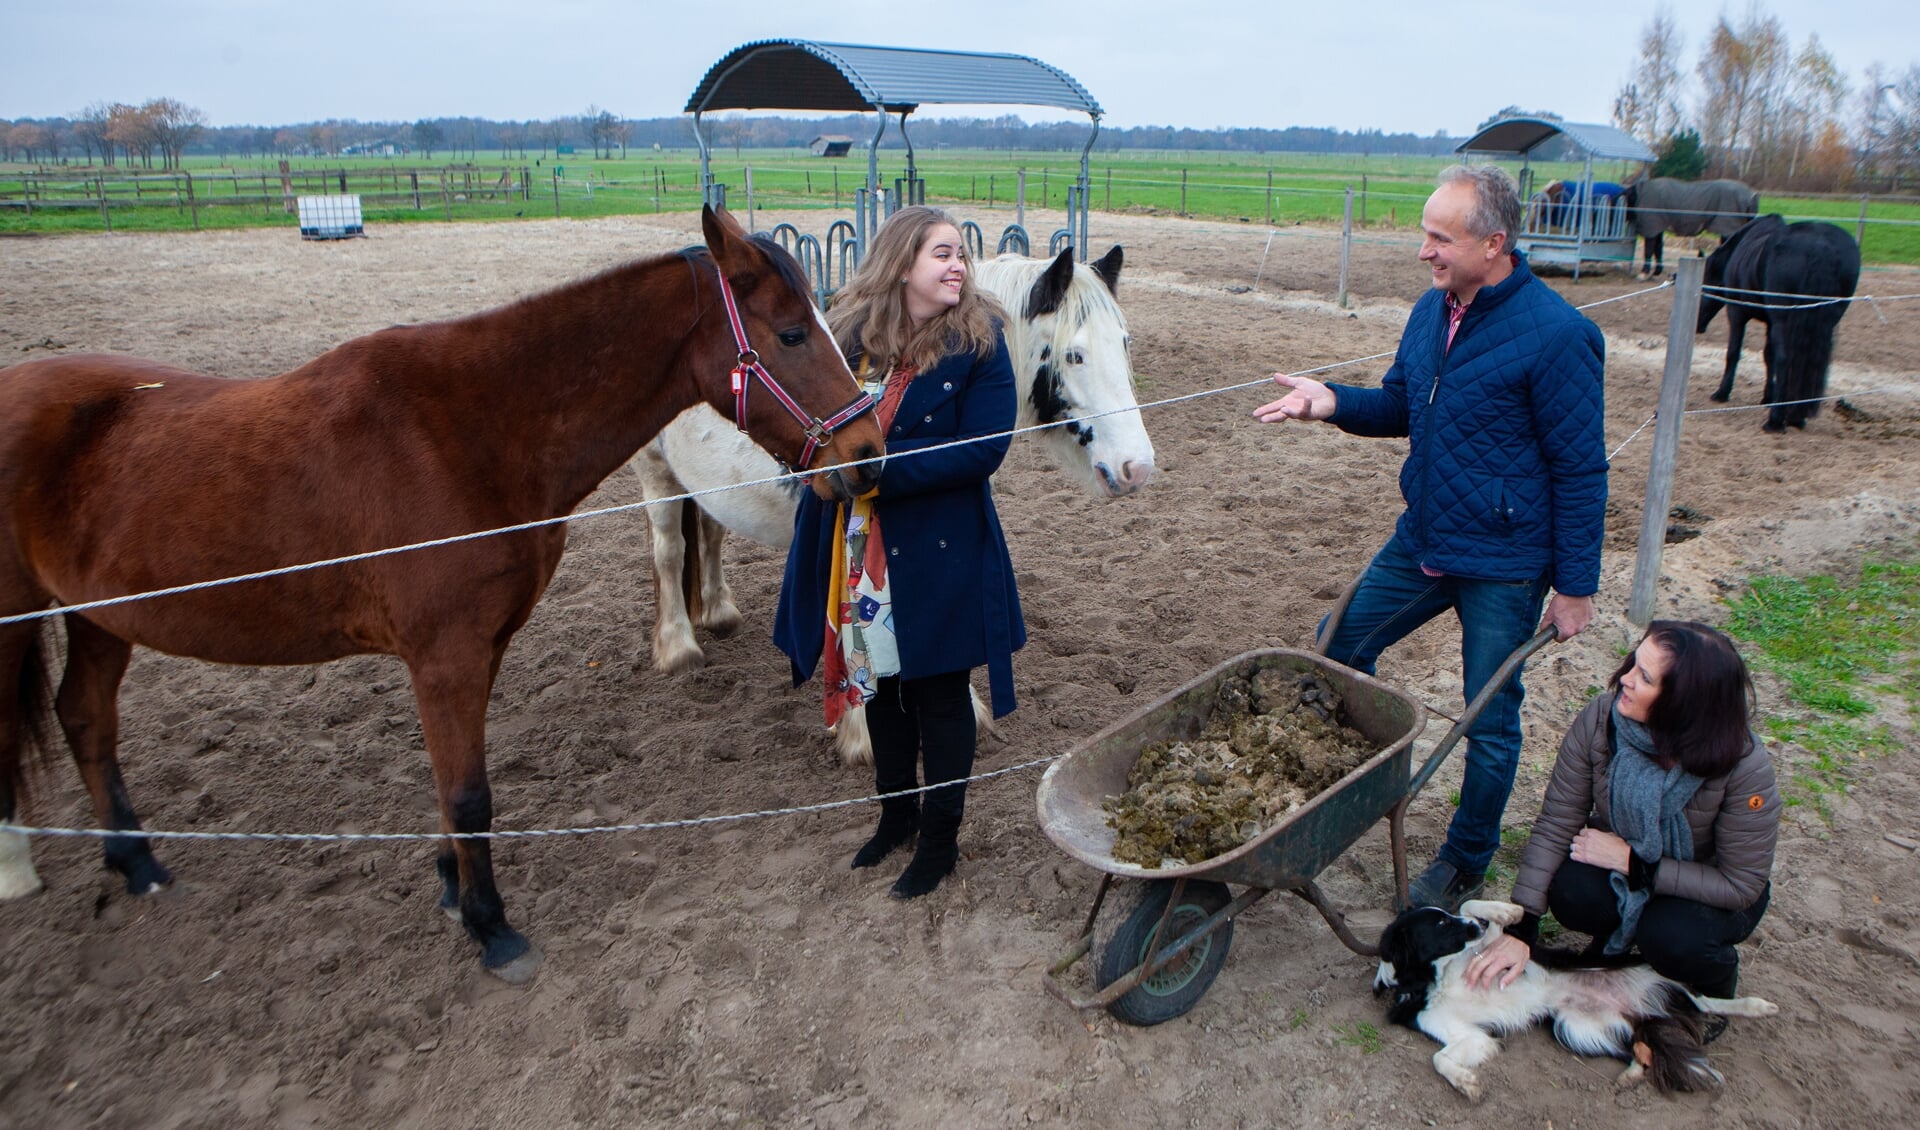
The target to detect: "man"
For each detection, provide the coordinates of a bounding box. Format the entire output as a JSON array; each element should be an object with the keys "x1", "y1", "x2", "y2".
[{"x1": 1254, "y1": 164, "x2": 1606, "y2": 911}]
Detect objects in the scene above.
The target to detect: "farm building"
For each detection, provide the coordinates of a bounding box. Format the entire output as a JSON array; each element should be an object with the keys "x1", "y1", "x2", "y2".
[{"x1": 810, "y1": 135, "x2": 853, "y2": 158}]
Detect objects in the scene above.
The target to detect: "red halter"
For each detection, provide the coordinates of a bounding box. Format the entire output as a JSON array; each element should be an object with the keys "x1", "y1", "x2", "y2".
[{"x1": 713, "y1": 268, "x2": 876, "y2": 472}]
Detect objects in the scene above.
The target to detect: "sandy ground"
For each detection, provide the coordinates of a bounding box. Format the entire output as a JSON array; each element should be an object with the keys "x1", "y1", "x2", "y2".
[{"x1": 1, "y1": 204, "x2": 1918, "y2": 1129}]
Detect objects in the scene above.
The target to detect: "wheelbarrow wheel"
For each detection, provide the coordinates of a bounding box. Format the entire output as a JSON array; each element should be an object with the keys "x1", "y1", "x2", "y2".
[{"x1": 1094, "y1": 879, "x2": 1234, "y2": 1026}]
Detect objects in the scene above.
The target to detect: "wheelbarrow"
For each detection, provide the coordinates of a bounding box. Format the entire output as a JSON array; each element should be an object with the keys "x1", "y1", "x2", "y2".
[{"x1": 1036, "y1": 620, "x2": 1556, "y2": 1026}]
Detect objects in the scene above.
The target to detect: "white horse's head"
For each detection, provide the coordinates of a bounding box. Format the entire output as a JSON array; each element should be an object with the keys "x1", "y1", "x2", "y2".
[{"x1": 975, "y1": 247, "x2": 1155, "y2": 497}]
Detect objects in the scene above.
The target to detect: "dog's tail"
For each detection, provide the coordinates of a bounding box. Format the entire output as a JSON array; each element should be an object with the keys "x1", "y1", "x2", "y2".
[{"x1": 1633, "y1": 985, "x2": 1723, "y2": 1093}]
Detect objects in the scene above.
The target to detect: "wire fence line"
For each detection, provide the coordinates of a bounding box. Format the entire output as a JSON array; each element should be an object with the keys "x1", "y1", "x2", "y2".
[{"x1": 14, "y1": 272, "x2": 1900, "y2": 634}]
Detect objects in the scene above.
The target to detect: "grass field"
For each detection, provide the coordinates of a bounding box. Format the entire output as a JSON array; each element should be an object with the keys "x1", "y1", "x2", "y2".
[{"x1": 5, "y1": 148, "x2": 1918, "y2": 265}]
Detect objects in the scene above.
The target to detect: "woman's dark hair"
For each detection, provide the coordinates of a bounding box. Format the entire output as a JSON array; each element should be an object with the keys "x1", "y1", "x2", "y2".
[{"x1": 1608, "y1": 620, "x2": 1755, "y2": 777}]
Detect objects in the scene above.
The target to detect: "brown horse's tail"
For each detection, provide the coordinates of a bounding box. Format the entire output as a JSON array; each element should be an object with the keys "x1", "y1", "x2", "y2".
[{"x1": 6, "y1": 622, "x2": 58, "y2": 813}]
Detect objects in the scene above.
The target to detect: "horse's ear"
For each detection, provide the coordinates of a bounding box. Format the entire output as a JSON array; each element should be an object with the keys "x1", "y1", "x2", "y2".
[
  {"x1": 1026, "y1": 248, "x2": 1076, "y2": 319},
  {"x1": 1090, "y1": 245, "x2": 1124, "y2": 295},
  {"x1": 701, "y1": 204, "x2": 750, "y2": 276}
]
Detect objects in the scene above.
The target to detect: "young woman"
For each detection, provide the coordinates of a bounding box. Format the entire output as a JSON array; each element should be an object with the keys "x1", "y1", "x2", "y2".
[
  {"x1": 774, "y1": 206, "x2": 1025, "y2": 899},
  {"x1": 1465, "y1": 621, "x2": 1780, "y2": 1020}
]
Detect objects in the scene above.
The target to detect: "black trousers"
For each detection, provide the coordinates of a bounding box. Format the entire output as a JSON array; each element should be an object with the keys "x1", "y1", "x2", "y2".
[
  {"x1": 864, "y1": 670, "x2": 976, "y2": 824},
  {"x1": 1547, "y1": 859, "x2": 1769, "y2": 998}
]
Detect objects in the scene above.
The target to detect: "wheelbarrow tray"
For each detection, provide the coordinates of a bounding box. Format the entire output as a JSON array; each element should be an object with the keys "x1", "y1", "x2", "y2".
[{"x1": 1036, "y1": 648, "x2": 1427, "y2": 891}]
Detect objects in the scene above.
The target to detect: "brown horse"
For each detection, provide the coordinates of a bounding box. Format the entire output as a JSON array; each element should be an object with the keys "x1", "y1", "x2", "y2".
[{"x1": 0, "y1": 206, "x2": 882, "y2": 981}]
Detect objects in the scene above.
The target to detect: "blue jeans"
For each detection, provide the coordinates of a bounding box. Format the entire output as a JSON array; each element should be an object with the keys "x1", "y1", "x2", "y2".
[{"x1": 1320, "y1": 532, "x2": 1550, "y2": 875}]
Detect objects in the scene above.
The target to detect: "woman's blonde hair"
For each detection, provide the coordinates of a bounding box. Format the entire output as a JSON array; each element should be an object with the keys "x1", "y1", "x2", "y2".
[{"x1": 827, "y1": 206, "x2": 1005, "y2": 374}]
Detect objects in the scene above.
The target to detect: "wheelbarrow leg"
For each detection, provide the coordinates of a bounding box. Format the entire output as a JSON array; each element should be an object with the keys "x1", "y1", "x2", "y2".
[{"x1": 1389, "y1": 796, "x2": 1410, "y2": 912}]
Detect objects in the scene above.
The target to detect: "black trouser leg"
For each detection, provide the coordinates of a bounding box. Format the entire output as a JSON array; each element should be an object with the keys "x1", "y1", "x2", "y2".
[
  {"x1": 1547, "y1": 860, "x2": 1769, "y2": 996},
  {"x1": 890, "y1": 669, "x2": 975, "y2": 899},
  {"x1": 851, "y1": 677, "x2": 919, "y2": 869}
]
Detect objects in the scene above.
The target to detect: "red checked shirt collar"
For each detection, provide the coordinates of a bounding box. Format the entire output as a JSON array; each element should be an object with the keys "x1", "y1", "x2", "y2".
[{"x1": 1444, "y1": 290, "x2": 1469, "y2": 352}]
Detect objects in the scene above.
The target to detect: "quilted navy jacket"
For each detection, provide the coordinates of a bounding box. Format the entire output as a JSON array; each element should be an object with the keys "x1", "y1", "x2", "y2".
[
  {"x1": 1328, "y1": 254, "x2": 1607, "y2": 595},
  {"x1": 774, "y1": 329, "x2": 1027, "y2": 717}
]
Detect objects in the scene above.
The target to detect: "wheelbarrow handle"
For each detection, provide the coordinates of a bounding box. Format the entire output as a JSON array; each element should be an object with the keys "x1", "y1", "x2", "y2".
[{"x1": 1404, "y1": 625, "x2": 1560, "y2": 803}]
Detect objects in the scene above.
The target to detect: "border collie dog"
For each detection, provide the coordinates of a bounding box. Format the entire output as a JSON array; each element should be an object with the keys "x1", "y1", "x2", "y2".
[{"x1": 1373, "y1": 900, "x2": 1777, "y2": 1102}]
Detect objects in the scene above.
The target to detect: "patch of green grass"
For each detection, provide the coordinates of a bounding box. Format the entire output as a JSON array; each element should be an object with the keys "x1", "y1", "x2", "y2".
[
  {"x1": 1333, "y1": 1021, "x2": 1383, "y2": 1054},
  {"x1": 1725, "y1": 555, "x2": 1920, "y2": 820},
  {"x1": 1288, "y1": 1007, "x2": 1310, "y2": 1032}
]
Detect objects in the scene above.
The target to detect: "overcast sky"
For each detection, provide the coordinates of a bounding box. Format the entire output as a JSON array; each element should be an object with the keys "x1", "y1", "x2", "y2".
[{"x1": 5, "y1": 1, "x2": 1914, "y2": 135}]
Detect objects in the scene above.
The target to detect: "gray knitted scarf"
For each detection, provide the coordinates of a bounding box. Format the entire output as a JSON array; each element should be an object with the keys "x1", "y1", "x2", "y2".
[{"x1": 1605, "y1": 701, "x2": 1702, "y2": 954}]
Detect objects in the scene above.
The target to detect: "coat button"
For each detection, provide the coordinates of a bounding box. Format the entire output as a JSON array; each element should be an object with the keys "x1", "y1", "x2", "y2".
[
  {"x1": 923, "y1": 414, "x2": 933, "y2": 422},
  {"x1": 889, "y1": 547, "x2": 899, "y2": 557},
  {"x1": 938, "y1": 539, "x2": 947, "y2": 548},
  {"x1": 942, "y1": 382, "x2": 953, "y2": 390},
  {"x1": 890, "y1": 426, "x2": 901, "y2": 435}
]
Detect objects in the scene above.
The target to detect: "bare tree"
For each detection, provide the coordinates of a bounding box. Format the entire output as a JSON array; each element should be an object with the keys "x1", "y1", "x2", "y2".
[
  {"x1": 412, "y1": 119, "x2": 444, "y2": 159},
  {"x1": 7, "y1": 123, "x2": 50, "y2": 163},
  {"x1": 143, "y1": 98, "x2": 207, "y2": 171},
  {"x1": 73, "y1": 102, "x2": 113, "y2": 165},
  {"x1": 1782, "y1": 34, "x2": 1848, "y2": 186},
  {"x1": 106, "y1": 102, "x2": 156, "y2": 168},
  {"x1": 1627, "y1": 6, "x2": 1687, "y2": 146},
  {"x1": 538, "y1": 118, "x2": 568, "y2": 158}
]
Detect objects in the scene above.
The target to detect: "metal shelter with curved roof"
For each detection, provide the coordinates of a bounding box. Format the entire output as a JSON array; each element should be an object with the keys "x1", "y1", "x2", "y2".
[
  {"x1": 1457, "y1": 115, "x2": 1657, "y2": 278},
  {"x1": 685, "y1": 39, "x2": 1106, "y2": 296}
]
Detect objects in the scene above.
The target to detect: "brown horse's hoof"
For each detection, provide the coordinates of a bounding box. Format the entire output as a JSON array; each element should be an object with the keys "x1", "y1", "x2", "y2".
[{"x1": 487, "y1": 943, "x2": 543, "y2": 984}]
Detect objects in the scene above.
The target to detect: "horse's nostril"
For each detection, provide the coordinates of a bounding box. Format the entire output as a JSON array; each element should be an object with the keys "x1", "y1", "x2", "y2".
[{"x1": 1121, "y1": 460, "x2": 1155, "y2": 487}]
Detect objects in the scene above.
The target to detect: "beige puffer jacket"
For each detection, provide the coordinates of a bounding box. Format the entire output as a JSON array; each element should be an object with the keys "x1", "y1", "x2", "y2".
[{"x1": 1510, "y1": 693, "x2": 1780, "y2": 916}]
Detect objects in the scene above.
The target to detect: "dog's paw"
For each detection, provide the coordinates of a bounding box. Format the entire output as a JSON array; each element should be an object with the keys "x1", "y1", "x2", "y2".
[
  {"x1": 1435, "y1": 1058, "x2": 1484, "y2": 1103},
  {"x1": 1744, "y1": 996, "x2": 1780, "y2": 1017},
  {"x1": 1615, "y1": 1059, "x2": 1647, "y2": 1090},
  {"x1": 1459, "y1": 899, "x2": 1523, "y2": 926}
]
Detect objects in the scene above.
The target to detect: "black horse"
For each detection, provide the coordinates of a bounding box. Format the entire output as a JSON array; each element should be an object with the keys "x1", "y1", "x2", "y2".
[
  {"x1": 1698, "y1": 214, "x2": 1861, "y2": 433},
  {"x1": 1624, "y1": 177, "x2": 1759, "y2": 279}
]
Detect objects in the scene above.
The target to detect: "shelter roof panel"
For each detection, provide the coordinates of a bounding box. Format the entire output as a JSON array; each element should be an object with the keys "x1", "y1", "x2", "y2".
[
  {"x1": 685, "y1": 40, "x2": 1102, "y2": 117},
  {"x1": 1456, "y1": 116, "x2": 1656, "y2": 162}
]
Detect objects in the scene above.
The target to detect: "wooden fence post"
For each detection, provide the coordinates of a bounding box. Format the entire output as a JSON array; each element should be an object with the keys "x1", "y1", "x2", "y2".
[
  {"x1": 744, "y1": 165, "x2": 755, "y2": 232},
  {"x1": 1628, "y1": 255, "x2": 1706, "y2": 625},
  {"x1": 1856, "y1": 194, "x2": 1870, "y2": 249},
  {"x1": 1180, "y1": 168, "x2": 1188, "y2": 217},
  {"x1": 186, "y1": 172, "x2": 199, "y2": 231},
  {"x1": 1265, "y1": 169, "x2": 1273, "y2": 225},
  {"x1": 1338, "y1": 187, "x2": 1353, "y2": 309},
  {"x1": 553, "y1": 170, "x2": 561, "y2": 217},
  {"x1": 98, "y1": 176, "x2": 111, "y2": 231}
]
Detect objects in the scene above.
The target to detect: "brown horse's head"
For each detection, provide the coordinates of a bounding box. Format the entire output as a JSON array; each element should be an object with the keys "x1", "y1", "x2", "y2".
[{"x1": 700, "y1": 206, "x2": 883, "y2": 502}]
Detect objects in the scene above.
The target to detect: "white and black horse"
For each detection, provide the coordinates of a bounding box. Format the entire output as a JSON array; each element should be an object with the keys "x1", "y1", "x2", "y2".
[
  {"x1": 1624, "y1": 177, "x2": 1758, "y2": 280},
  {"x1": 631, "y1": 246, "x2": 1154, "y2": 764},
  {"x1": 1698, "y1": 214, "x2": 1861, "y2": 432}
]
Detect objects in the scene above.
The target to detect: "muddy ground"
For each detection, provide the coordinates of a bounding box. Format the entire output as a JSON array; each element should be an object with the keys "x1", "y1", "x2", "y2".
[{"x1": 1, "y1": 203, "x2": 1917, "y2": 1128}]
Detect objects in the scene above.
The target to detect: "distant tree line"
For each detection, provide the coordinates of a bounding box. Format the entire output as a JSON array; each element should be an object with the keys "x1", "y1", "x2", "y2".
[
  {"x1": 2, "y1": 102, "x2": 1463, "y2": 166},
  {"x1": 1608, "y1": 2, "x2": 1919, "y2": 191}
]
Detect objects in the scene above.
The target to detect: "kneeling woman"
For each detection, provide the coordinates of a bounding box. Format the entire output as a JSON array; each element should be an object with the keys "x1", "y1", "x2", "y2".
[
  {"x1": 774, "y1": 206, "x2": 1025, "y2": 899},
  {"x1": 1467, "y1": 621, "x2": 1779, "y2": 1010}
]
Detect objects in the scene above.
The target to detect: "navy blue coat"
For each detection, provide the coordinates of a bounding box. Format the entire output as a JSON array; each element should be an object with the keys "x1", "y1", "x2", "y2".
[
  {"x1": 1327, "y1": 254, "x2": 1607, "y2": 596},
  {"x1": 774, "y1": 330, "x2": 1027, "y2": 717}
]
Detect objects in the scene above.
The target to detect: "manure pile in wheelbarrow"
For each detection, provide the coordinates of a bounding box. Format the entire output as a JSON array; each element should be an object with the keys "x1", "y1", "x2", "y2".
[{"x1": 1104, "y1": 669, "x2": 1376, "y2": 867}]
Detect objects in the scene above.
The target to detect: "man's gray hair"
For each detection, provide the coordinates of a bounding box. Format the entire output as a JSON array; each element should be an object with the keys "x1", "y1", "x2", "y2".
[{"x1": 1437, "y1": 164, "x2": 1524, "y2": 252}]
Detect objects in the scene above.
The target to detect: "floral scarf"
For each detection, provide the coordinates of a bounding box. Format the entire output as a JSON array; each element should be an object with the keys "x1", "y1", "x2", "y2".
[{"x1": 820, "y1": 360, "x2": 916, "y2": 727}]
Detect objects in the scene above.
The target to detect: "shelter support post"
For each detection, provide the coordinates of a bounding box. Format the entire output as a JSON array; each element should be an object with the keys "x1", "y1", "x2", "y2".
[{"x1": 1628, "y1": 256, "x2": 1704, "y2": 625}]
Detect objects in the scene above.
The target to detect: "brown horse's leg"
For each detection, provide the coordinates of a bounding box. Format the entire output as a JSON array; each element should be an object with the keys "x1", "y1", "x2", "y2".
[
  {"x1": 0, "y1": 622, "x2": 51, "y2": 898},
  {"x1": 56, "y1": 615, "x2": 170, "y2": 895},
  {"x1": 408, "y1": 647, "x2": 540, "y2": 982}
]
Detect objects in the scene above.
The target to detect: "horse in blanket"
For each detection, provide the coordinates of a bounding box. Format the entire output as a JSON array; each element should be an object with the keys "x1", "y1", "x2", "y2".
[{"x1": 1624, "y1": 177, "x2": 1759, "y2": 279}]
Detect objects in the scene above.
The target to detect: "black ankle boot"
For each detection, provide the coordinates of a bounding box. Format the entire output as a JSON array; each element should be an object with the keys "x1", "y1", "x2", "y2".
[
  {"x1": 890, "y1": 805, "x2": 960, "y2": 899},
  {"x1": 851, "y1": 798, "x2": 918, "y2": 870}
]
